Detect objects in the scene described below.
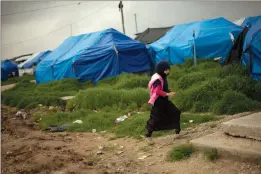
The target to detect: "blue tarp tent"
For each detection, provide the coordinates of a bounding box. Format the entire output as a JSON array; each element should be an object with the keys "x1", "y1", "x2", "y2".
[
  {"x1": 149, "y1": 17, "x2": 243, "y2": 65},
  {"x1": 20, "y1": 50, "x2": 51, "y2": 69},
  {"x1": 241, "y1": 15, "x2": 261, "y2": 28},
  {"x1": 1, "y1": 60, "x2": 19, "y2": 81},
  {"x1": 241, "y1": 16, "x2": 261, "y2": 81},
  {"x1": 35, "y1": 28, "x2": 150, "y2": 84}
]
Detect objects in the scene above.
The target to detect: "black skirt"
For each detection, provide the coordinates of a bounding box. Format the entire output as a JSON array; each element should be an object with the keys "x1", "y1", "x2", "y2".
[{"x1": 146, "y1": 98, "x2": 181, "y2": 132}]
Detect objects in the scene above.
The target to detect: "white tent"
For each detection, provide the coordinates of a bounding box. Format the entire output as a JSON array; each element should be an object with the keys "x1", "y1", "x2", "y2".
[
  {"x1": 18, "y1": 52, "x2": 41, "y2": 69},
  {"x1": 233, "y1": 17, "x2": 245, "y2": 26}
]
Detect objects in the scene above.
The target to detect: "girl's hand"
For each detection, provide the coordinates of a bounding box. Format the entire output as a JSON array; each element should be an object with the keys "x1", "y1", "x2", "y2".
[{"x1": 167, "y1": 92, "x2": 176, "y2": 96}]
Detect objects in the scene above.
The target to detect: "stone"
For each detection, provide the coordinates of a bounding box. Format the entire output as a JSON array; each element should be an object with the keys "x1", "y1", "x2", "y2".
[{"x1": 222, "y1": 112, "x2": 261, "y2": 141}]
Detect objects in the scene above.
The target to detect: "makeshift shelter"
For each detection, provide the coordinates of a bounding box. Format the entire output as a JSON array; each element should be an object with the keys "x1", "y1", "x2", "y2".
[
  {"x1": 35, "y1": 28, "x2": 150, "y2": 84},
  {"x1": 241, "y1": 16, "x2": 261, "y2": 80},
  {"x1": 19, "y1": 50, "x2": 51, "y2": 69},
  {"x1": 149, "y1": 17, "x2": 243, "y2": 65},
  {"x1": 225, "y1": 15, "x2": 261, "y2": 65},
  {"x1": 135, "y1": 27, "x2": 172, "y2": 44},
  {"x1": 242, "y1": 15, "x2": 261, "y2": 28},
  {"x1": 1, "y1": 60, "x2": 19, "y2": 81}
]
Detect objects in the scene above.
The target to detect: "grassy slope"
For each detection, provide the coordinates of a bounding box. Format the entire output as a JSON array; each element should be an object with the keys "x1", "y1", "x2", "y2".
[{"x1": 2, "y1": 59, "x2": 261, "y2": 138}]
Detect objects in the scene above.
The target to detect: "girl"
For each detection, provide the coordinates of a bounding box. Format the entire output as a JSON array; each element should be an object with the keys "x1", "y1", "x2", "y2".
[{"x1": 145, "y1": 61, "x2": 185, "y2": 144}]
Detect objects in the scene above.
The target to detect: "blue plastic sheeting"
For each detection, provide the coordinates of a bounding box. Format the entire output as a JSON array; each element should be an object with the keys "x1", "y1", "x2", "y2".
[
  {"x1": 21, "y1": 50, "x2": 51, "y2": 69},
  {"x1": 242, "y1": 15, "x2": 261, "y2": 28},
  {"x1": 242, "y1": 16, "x2": 261, "y2": 81},
  {"x1": 1, "y1": 60, "x2": 19, "y2": 81},
  {"x1": 149, "y1": 17, "x2": 243, "y2": 65},
  {"x1": 35, "y1": 28, "x2": 150, "y2": 84}
]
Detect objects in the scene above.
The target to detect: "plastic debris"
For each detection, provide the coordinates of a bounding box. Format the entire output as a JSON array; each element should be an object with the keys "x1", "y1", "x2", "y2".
[
  {"x1": 114, "y1": 115, "x2": 128, "y2": 124},
  {"x1": 92, "y1": 129, "x2": 97, "y2": 133},
  {"x1": 189, "y1": 120, "x2": 194, "y2": 123},
  {"x1": 73, "y1": 120, "x2": 83, "y2": 124},
  {"x1": 15, "y1": 110, "x2": 27, "y2": 119}
]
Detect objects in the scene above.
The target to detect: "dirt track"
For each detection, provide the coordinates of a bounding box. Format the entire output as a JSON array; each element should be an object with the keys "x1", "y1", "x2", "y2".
[{"x1": 1, "y1": 105, "x2": 261, "y2": 174}]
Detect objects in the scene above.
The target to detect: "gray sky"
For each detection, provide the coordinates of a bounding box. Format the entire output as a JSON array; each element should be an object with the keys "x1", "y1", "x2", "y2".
[{"x1": 1, "y1": 1, "x2": 261, "y2": 59}]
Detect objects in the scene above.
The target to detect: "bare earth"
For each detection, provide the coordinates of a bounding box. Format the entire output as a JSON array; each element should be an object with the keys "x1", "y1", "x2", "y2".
[{"x1": 1, "y1": 105, "x2": 261, "y2": 174}]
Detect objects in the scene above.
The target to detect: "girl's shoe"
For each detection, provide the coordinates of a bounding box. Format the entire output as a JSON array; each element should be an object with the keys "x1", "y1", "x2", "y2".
[
  {"x1": 174, "y1": 131, "x2": 188, "y2": 139},
  {"x1": 145, "y1": 137, "x2": 155, "y2": 145}
]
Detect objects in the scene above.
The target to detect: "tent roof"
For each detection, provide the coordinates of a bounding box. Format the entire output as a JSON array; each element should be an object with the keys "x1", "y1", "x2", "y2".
[
  {"x1": 135, "y1": 27, "x2": 173, "y2": 44},
  {"x1": 242, "y1": 15, "x2": 261, "y2": 28}
]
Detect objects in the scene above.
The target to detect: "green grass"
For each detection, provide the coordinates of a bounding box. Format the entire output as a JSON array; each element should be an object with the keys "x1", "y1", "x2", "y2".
[
  {"x1": 169, "y1": 144, "x2": 195, "y2": 161},
  {"x1": 34, "y1": 110, "x2": 220, "y2": 139},
  {"x1": 204, "y1": 148, "x2": 219, "y2": 161},
  {"x1": 2, "y1": 78, "x2": 89, "y2": 109},
  {"x1": 1, "y1": 74, "x2": 35, "y2": 86},
  {"x1": 2, "y1": 59, "x2": 261, "y2": 138}
]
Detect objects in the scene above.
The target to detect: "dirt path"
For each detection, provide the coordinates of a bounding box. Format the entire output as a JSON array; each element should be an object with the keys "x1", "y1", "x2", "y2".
[
  {"x1": 1, "y1": 106, "x2": 261, "y2": 174},
  {"x1": 1, "y1": 84, "x2": 16, "y2": 92}
]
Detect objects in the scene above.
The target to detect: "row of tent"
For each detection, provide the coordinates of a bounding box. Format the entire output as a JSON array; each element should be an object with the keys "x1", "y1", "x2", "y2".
[
  {"x1": 139, "y1": 16, "x2": 260, "y2": 80},
  {"x1": 1, "y1": 50, "x2": 51, "y2": 81},
  {"x1": 2, "y1": 15, "x2": 260, "y2": 83}
]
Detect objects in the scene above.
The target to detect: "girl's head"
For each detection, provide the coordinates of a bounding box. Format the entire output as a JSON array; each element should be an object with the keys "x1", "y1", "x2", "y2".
[{"x1": 155, "y1": 61, "x2": 170, "y2": 77}]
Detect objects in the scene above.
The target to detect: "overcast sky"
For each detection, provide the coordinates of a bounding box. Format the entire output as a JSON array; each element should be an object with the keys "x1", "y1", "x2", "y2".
[{"x1": 1, "y1": 1, "x2": 261, "y2": 59}]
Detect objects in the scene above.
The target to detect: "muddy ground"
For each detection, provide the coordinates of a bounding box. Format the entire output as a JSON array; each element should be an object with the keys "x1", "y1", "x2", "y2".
[{"x1": 1, "y1": 105, "x2": 261, "y2": 174}]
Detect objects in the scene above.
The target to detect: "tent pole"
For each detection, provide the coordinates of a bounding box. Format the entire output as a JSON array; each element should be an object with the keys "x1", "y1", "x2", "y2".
[
  {"x1": 193, "y1": 30, "x2": 197, "y2": 67},
  {"x1": 134, "y1": 13, "x2": 138, "y2": 33}
]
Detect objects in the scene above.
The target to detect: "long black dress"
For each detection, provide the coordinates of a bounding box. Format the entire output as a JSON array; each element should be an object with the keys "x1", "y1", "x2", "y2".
[{"x1": 146, "y1": 77, "x2": 181, "y2": 136}]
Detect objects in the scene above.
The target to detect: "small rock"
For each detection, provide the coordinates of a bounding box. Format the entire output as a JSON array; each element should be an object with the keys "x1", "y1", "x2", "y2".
[
  {"x1": 49, "y1": 106, "x2": 54, "y2": 110},
  {"x1": 98, "y1": 146, "x2": 104, "y2": 150},
  {"x1": 64, "y1": 137, "x2": 73, "y2": 141},
  {"x1": 96, "y1": 151, "x2": 104, "y2": 155},
  {"x1": 100, "y1": 131, "x2": 107, "y2": 134},
  {"x1": 189, "y1": 120, "x2": 194, "y2": 123},
  {"x1": 117, "y1": 151, "x2": 124, "y2": 155},
  {"x1": 119, "y1": 146, "x2": 124, "y2": 149},
  {"x1": 15, "y1": 110, "x2": 27, "y2": 119},
  {"x1": 38, "y1": 104, "x2": 43, "y2": 107},
  {"x1": 55, "y1": 146, "x2": 62, "y2": 150},
  {"x1": 92, "y1": 129, "x2": 96, "y2": 133},
  {"x1": 138, "y1": 155, "x2": 147, "y2": 160},
  {"x1": 87, "y1": 161, "x2": 94, "y2": 166},
  {"x1": 6, "y1": 151, "x2": 12, "y2": 155}
]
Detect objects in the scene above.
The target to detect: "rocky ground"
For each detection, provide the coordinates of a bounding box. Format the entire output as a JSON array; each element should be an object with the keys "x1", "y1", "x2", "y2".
[{"x1": 1, "y1": 105, "x2": 261, "y2": 174}]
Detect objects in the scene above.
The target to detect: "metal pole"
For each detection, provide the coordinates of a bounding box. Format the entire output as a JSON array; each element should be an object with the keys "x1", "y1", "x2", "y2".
[
  {"x1": 193, "y1": 30, "x2": 197, "y2": 67},
  {"x1": 134, "y1": 13, "x2": 138, "y2": 33},
  {"x1": 119, "y1": 1, "x2": 126, "y2": 34}
]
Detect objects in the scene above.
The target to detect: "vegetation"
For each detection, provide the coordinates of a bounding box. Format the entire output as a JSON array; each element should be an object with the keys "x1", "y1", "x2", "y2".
[
  {"x1": 2, "y1": 59, "x2": 261, "y2": 138},
  {"x1": 169, "y1": 144, "x2": 195, "y2": 161},
  {"x1": 204, "y1": 148, "x2": 219, "y2": 161}
]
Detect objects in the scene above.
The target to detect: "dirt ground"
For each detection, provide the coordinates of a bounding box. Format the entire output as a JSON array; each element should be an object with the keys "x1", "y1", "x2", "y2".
[{"x1": 1, "y1": 105, "x2": 261, "y2": 174}]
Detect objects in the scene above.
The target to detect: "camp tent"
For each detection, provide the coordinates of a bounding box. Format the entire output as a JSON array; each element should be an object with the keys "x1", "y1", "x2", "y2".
[
  {"x1": 135, "y1": 27, "x2": 173, "y2": 44},
  {"x1": 19, "y1": 50, "x2": 52, "y2": 69},
  {"x1": 149, "y1": 17, "x2": 243, "y2": 65},
  {"x1": 241, "y1": 16, "x2": 261, "y2": 81},
  {"x1": 242, "y1": 15, "x2": 261, "y2": 28},
  {"x1": 1, "y1": 60, "x2": 19, "y2": 81},
  {"x1": 35, "y1": 28, "x2": 150, "y2": 84}
]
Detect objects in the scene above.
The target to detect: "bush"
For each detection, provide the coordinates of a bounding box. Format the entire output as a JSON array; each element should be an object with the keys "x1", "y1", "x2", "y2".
[
  {"x1": 170, "y1": 144, "x2": 195, "y2": 161},
  {"x1": 212, "y1": 90, "x2": 261, "y2": 115},
  {"x1": 204, "y1": 148, "x2": 219, "y2": 161},
  {"x1": 177, "y1": 72, "x2": 206, "y2": 89},
  {"x1": 67, "y1": 87, "x2": 148, "y2": 111},
  {"x1": 2, "y1": 78, "x2": 84, "y2": 109}
]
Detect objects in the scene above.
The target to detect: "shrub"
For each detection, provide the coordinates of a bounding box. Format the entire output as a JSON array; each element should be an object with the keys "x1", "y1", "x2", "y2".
[
  {"x1": 170, "y1": 144, "x2": 195, "y2": 161},
  {"x1": 212, "y1": 90, "x2": 261, "y2": 115},
  {"x1": 66, "y1": 88, "x2": 148, "y2": 111}
]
